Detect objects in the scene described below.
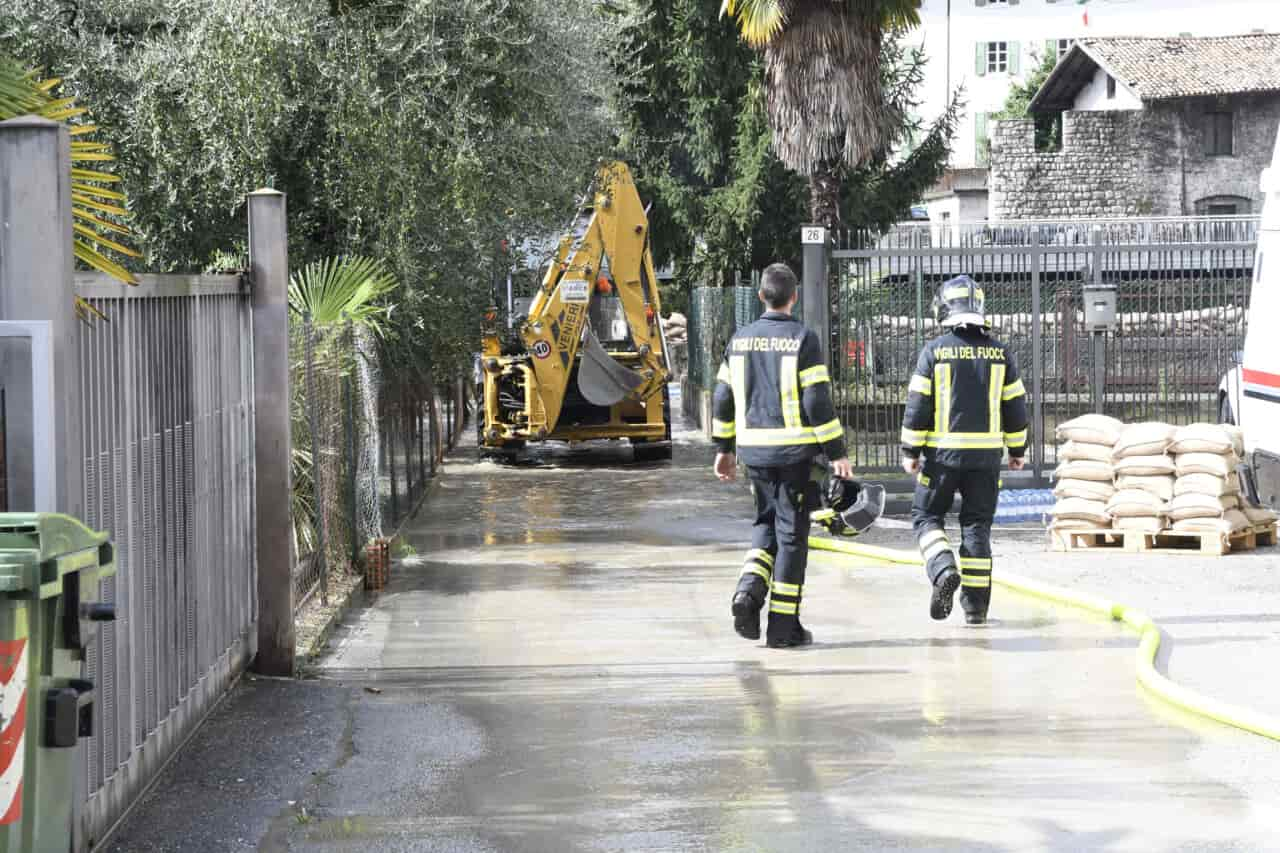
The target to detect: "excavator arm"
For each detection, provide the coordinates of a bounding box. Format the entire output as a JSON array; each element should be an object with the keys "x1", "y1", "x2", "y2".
[{"x1": 515, "y1": 162, "x2": 669, "y2": 435}]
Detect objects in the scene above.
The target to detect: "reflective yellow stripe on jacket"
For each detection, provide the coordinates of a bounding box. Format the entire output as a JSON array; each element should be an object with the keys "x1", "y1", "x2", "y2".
[
  {"x1": 780, "y1": 355, "x2": 803, "y2": 429},
  {"x1": 799, "y1": 365, "x2": 830, "y2": 388},
  {"x1": 730, "y1": 354, "x2": 829, "y2": 447}
]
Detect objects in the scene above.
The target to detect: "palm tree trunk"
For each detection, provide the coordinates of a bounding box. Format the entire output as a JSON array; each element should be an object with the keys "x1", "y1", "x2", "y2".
[{"x1": 808, "y1": 164, "x2": 842, "y2": 229}]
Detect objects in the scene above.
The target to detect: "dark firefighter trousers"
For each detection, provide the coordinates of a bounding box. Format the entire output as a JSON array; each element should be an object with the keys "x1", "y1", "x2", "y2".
[
  {"x1": 736, "y1": 462, "x2": 817, "y2": 629},
  {"x1": 911, "y1": 464, "x2": 999, "y2": 616}
]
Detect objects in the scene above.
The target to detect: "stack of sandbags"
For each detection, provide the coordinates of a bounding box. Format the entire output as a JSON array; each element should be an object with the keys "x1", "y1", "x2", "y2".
[
  {"x1": 1167, "y1": 423, "x2": 1250, "y2": 537},
  {"x1": 661, "y1": 313, "x2": 687, "y2": 346},
  {"x1": 1051, "y1": 414, "x2": 1123, "y2": 531},
  {"x1": 1109, "y1": 422, "x2": 1177, "y2": 533}
]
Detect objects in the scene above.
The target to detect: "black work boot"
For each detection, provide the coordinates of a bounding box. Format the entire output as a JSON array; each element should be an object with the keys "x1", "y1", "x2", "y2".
[
  {"x1": 766, "y1": 615, "x2": 813, "y2": 649},
  {"x1": 962, "y1": 589, "x2": 988, "y2": 622},
  {"x1": 930, "y1": 567, "x2": 961, "y2": 621},
  {"x1": 960, "y1": 587, "x2": 989, "y2": 626},
  {"x1": 731, "y1": 591, "x2": 764, "y2": 640}
]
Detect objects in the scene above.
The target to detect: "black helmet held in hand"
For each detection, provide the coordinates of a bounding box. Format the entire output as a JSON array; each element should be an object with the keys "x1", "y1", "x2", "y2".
[{"x1": 817, "y1": 475, "x2": 885, "y2": 537}]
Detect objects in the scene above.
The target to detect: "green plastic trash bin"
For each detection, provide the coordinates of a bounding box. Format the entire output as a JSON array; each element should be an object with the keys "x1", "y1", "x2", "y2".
[{"x1": 0, "y1": 514, "x2": 115, "y2": 853}]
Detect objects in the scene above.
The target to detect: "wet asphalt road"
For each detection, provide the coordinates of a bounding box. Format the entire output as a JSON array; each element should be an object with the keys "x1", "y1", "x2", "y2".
[{"x1": 107, "y1": 429, "x2": 1280, "y2": 852}]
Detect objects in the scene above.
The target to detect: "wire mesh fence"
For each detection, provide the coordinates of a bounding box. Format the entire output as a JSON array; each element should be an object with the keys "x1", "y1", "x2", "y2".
[{"x1": 291, "y1": 318, "x2": 466, "y2": 610}]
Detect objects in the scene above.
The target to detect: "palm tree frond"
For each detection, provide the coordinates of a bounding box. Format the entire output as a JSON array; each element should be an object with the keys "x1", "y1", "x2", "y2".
[
  {"x1": 1, "y1": 54, "x2": 138, "y2": 287},
  {"x1": 720, "y1": 0, "x2": 786, "y2": 48},
  {"x1": 289, "y1": 255, "x2": 400, "y2": 333}
]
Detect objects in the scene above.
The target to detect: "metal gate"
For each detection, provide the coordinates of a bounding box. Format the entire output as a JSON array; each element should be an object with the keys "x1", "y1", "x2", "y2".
[
  {"x1": 830, "y1": 217, "x2": 1258, "y2": 480},
  {"x1": 74, "y1": 273, "x2": 257, "y2": 845}
]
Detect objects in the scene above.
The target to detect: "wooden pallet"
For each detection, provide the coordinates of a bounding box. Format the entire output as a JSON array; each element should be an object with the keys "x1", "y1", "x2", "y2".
[
  {"x1": 1130, "y1": 528, "x2": 1254, "y2": 556},
  {"x1": 1049, "y1": 528, "x2": 1131, "y2": 553},
  {"x1": 1049, "y1": 526, "x2": 1264, "y2": 556},
  {"x1": 1255, "y1": 522, "x2": 1278, "y2": 547}
]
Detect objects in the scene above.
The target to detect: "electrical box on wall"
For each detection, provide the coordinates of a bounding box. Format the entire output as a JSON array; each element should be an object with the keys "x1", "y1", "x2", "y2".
[{"x1": 1082, "y1": 284, "x2": 1117, "y2": 331}]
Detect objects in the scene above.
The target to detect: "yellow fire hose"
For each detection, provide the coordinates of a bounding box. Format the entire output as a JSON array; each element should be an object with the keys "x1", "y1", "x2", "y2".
[{"x1": 810, "y1": 536, "x2": 1280, "y2": 742}]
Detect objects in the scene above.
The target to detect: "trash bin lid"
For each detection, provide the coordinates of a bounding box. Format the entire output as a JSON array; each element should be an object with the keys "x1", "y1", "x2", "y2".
[{"x1": 0, "y1": 514, "x2": 110, "y2": 594}]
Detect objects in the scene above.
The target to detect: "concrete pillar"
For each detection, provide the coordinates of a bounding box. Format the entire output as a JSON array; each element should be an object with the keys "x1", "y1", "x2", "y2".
[
  {"x1": 0, "y1": 116, "x2": 82, "y2": 517},
  {"x1": 248, "y1": 189, "x2": 295, "y2": 676},
  {"x1": 800, "y1": 225, "x2": 830, "y2": 362}
]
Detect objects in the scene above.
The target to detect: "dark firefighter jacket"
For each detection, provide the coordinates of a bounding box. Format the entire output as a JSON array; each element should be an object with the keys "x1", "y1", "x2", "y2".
[
  {"x1": 901, "y1": 326, "x2": 1029, "y2": 469},
  {"x1": 711, "y1": 312, "x2": 847, "y2": 468}
]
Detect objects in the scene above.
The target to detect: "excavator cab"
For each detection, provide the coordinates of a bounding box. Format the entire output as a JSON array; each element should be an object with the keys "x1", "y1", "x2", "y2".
[{"x1": 480, "y1": 162, "x2": 672, "y2": 461}]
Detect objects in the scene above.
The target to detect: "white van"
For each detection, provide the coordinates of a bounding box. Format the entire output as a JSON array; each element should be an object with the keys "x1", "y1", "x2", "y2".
[{"x1": 1222, "y1": 134, "x2": 1280, "y2": 508}]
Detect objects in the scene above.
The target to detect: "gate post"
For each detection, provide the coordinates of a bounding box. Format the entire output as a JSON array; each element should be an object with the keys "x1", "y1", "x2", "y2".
[
  {"x1": 0, "y1": 117, "x2": 83, "y2": 518},
  {"x1": 248, "y1": 189, "x2": 295, "y2": 676},
  {"x1": 1030, "y1": 230, "x2": 1045, "y2": 484},
  {"x1": 801, "y1": 225, "x2": 830, "y2": 362}
]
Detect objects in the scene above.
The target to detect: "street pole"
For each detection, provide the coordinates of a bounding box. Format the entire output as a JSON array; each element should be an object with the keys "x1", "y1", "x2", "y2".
[{"x1": 801, "y1": 225, "x2": 830, "y2": 362}]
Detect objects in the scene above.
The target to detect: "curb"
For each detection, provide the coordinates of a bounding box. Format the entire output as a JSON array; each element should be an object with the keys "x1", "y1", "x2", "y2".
[{"x1": 296, "y1": 580, "x2": 368, "y2": 672}]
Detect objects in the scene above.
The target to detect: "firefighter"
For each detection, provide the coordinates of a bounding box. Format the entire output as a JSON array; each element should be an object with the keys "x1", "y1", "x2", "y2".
[
  {"x1": 712, "y1": 263, "x2": 854, "y2": 648},
  {"x1": 901, "y1": 275, "x2": 1029, "y2": 625}
]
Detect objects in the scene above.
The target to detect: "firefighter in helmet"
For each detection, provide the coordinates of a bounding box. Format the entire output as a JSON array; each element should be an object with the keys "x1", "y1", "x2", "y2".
[{"x1": 901, "y1": 275, "x2": 1029, "y2": 625}]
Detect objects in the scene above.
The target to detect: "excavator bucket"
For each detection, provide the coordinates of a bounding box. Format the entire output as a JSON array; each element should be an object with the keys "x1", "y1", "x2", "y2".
[{"x1": 578, "y1": 327, "x2": 645, "y2": 407}]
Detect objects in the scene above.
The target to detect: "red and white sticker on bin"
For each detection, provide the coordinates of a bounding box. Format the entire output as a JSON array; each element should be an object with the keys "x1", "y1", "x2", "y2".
[{"x1": 0, "y1": 638, "x2": 26, "y2": 825}]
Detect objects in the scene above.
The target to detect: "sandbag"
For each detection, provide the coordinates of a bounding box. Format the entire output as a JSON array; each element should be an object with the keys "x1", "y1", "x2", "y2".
[
  {"x1": 1051, "y1": 518, "x2": 1105, "y2": 531},
  {"x1": 1244, "y1": 504, "x2": 1279, "y2": 525},
  {"x1": 1113, "y1": 455, "x2": 1176, "y2": 477},
  {"x1": 1113, "y1": 422, "x2": 1176, "y2": 459},
  {"x1": 1055, "y1": 460, "x2": 1116, "y2": 482},
  {"x1": 1173, "y1": 472, "x2": 1237, "y2": 497},
  {"x1": 1168, "y1": 492, "x2": 1233, "y2": 520},
  {"x1": 1115, "y1": 474, "x2": 1175, "y2": 502},
  {"x1": 1105, "y1": 489, "x2": 1167, "y2": 519},
  {"x1": 1113, "y1": 516, "x2": 1165, "y2": 533},
  {"x1": 1223, "y1": 424, "x2": 1246, "y2": 457},
  {"x1": 1169, "y1": 423, "x2": 1235, "y2": 455},
  {"x1": 1172, "y1": 518, "x2": 1234, "y2": 536},
  {"x1": 1056, "y1": 414, "x2": 1123, "y2": 447},
  {"x1": 1059, "y1": 441, "x2": 1114, "y2": 464},
  {"x1": 1175, "y1": 451, "x2": 1239, "y2": 479},
  {"x1": 1050, "y1": 497, "x2": 1110, "y2": 526},
  {"x1": 1053, "y1": 478, "x2": 1116, "y2": 502},
  {"x1": 1226, "y1": 508, "x2": 1251, "y2": 531}
]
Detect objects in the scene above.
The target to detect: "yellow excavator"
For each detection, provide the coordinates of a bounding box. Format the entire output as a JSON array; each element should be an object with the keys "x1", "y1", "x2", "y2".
[{"x1": 479, "y1": 161, "x2": 672, "y2": 461}]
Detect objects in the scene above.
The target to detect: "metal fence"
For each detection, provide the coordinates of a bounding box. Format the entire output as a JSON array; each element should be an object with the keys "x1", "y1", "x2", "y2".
[
  {"x1": 830, "y1": 217, "x2": 1258, "y2": 480},
  {"x1": 291, "y1": 319, "x2": 466, "y2": 611},
  {"x1": 686, "y1": 280, "x2": 761, "y2": 386},
  {"x1": 74, "y1": 273, "x2": 256, "y2": 844}
]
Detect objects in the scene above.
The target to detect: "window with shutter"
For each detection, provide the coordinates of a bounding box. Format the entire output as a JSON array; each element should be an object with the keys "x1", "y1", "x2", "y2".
[
  {"x1": 1205, "y1": 112, "x2": 1234, "y2": 156},
  {"x1": 985, "y1": 42, "x2": 1009, "y2": 74}
]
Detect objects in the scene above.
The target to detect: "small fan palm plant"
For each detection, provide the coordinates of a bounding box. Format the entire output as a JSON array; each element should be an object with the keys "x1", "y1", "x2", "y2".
[
  {"x1": 288, "y1": 255, "x2": 399, "y2": 576},
  {"x1": 1, "y1": 55, "x2": 139, "y2": 303},
  {"x1": 288, "y1": 255, "x2": 399, "y2": 331}
]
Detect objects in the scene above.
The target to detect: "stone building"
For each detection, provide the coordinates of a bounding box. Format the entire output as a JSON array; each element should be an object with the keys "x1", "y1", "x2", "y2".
[{"x1": 989, "y1": 34, "x2": 1280, "y2": 220}]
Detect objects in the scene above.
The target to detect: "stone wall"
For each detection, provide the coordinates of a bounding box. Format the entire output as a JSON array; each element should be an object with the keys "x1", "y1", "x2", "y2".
[
  {"x1": 990, "y1": 95, "x2": 1280, "y2": 220},
  {"x1": 990, "y1": 111, "x2": 1149, "y2": 219}
]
